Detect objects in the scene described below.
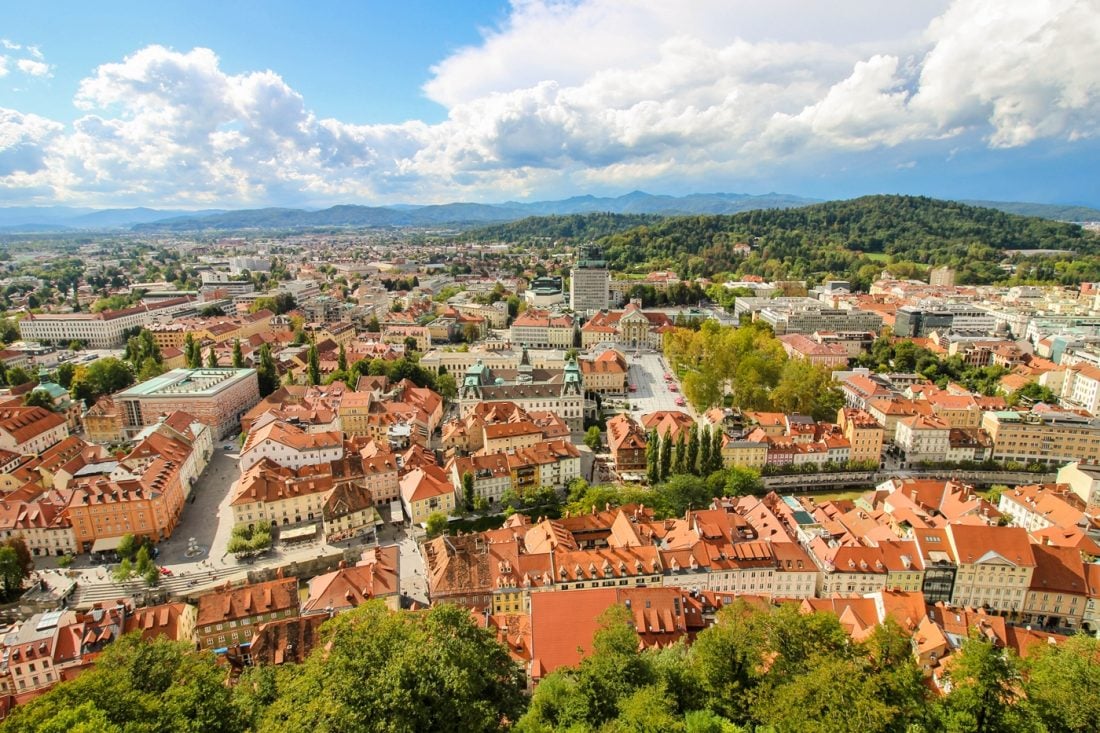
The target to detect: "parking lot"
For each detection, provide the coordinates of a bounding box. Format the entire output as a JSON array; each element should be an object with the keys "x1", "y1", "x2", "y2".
[{"x1": 622, "y1": 351, "x2": 694, "y2": 417}]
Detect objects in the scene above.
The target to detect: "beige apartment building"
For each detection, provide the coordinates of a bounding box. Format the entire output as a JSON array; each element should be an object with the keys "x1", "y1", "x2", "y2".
[
  {"x1": 981, "y1": 410, "x2": 1100, "y2": 466},
  {"x1": 838, "y1": 408, "x2": 884, "y2": 465},
  {"x1": 946, "y1": 524, "x2": 1035, "y2": 617}
]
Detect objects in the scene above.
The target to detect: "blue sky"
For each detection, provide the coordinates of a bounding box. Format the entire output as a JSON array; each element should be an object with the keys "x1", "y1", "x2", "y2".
[
  {"x1": 1, "y1": 0, "x2": 1099, "y2": 209},
  {"x1": 0, "y1": 1, "x2": 509, "y2": 125}
]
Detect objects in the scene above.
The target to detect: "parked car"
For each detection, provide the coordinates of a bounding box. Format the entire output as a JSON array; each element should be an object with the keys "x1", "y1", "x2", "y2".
[
  {"x1": 160, "y1": 566, "x2": 173, "y2": 576},
  {"x1": 628, "y1": 384, "x2": 637, "y2": 392},
  {"x1": 669, "y1": 384, "x2": 678, "y2": 392},
  {"x1": 675, "y1": 397, "x2": 686, "y2": 406}
]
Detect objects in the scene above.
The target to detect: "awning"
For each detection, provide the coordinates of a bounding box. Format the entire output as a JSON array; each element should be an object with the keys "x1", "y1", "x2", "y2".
[
  {"x1": 280, "y1": 524, "x2": 318, "y2": 542},
  {"x1": 388, "y1": 500, "x2": 404, "y2": 523},
  {"x1": 91, "y1": 536, "x2": 126, "y2": 553}
]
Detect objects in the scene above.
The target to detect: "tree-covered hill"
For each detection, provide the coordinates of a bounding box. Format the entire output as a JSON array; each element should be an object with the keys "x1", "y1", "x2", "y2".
[
  {"x1": 466, "y1": 212, "x2": 665, "y2": 243},
  {"x1": 594, "y1": 195, "x2": 1100, "y2": 285}
]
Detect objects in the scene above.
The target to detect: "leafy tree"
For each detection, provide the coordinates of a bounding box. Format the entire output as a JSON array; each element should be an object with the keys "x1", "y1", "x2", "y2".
[
  {"x1": 112, "y1": 558, "x2": 134, "y2": 582},
  {"x1": 1, "y1": 634, "x2": 243, "y2": 733},
  {"x1": 0, "y1": 545, "x2": 28, "y2": 599},
  {"x1": 227, "y1": 524, "x2": 272, "y2": 557},
  {"x1": 69, "y1": 357, "x2": 135, "y2": 403},
  {"x1": 5, "y1": 365, "x2": 31, "y2": 387},
  {"x1": 462, "y1": 322, "x2": 481, "y2": 343},
  {"x1": 135, "y1": 544, "x2": 153, "y2": 575},
  {"x1": 436, "y1": 372, "x2": 458, "y2": 402},
  {"x1": 722, "y1": 466, "x2": 762, "y2": 497},
  {"x1": 1008, "y1": 381, "x2": 1059, "y2": 406},
  {"x1": 260, "y1": 602, "x2": 526, "y2": 733},
  {"x1": 425, "y1": 511, "x2": 449, "y2": 538},
  {"x1": 1024, "y1": 633, "x2": 1100, "y2": 733},
  {"x1": 936, "y1": 632, "x2": 1035, "y2": 733},
  {"x1": 137, "y1": 356, "x2": 165, "y2": 381},
  {"x1": 584, "y1": 425, "x2": 602, "y2": 451},
  {"x1": 23, "y1": 389, "x2": 55, "y2": 410},
  {"x1": 116, "y1": 533, "x2": 136, "y2": 561},
  {"x1": 56, "y1": 361, "x2": 76, "y2": 388},
  {"x1": 143, "y1": 564, "x2": 160, "y2": 587}
]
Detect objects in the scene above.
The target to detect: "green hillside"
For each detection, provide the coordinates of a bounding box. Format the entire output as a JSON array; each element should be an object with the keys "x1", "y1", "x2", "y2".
[
  {"x1": 591, "y1": 195, "x2": 1100, "y2": 286},
  {"x1": 465, "y1": 212, "x2": 665, "y2": 243}
]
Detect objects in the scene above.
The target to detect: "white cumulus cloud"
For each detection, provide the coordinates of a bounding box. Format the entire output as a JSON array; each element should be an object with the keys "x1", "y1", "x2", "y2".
[{"x1": 0, "y1": 0, "x2": 1098, "y2": 206}]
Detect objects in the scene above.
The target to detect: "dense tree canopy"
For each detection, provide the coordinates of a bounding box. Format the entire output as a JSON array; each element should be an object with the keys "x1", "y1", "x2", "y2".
[
  {"x1": 664, "y1": 321, "x2": 844, "y2": 417},
  {"x1": 2, "y1": 597, "x2": 1097, "y2": 732}
]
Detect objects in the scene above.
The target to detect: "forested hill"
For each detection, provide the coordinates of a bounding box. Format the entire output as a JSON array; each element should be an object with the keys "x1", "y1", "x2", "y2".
[
  {"x1": 465, "y1": 212, "x2": 665, "y2": 242},
  {"x1": 591, "y1": 195, "x2": 1100, "y2": 286}
]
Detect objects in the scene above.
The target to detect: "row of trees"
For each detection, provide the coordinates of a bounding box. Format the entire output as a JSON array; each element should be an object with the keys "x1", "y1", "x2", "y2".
[
  {"x1": 663, "y1": 320, "x2": 845, "y2": 418},
  {"x1": 645, "y1": 424, "x2": 725, "y2": 484},
  {"x1": 565, "y1": 466, "x2": 761, "y2": 519},
  {"x1": 8, "y1": 598, "x2": 1095, "y2": 732}
]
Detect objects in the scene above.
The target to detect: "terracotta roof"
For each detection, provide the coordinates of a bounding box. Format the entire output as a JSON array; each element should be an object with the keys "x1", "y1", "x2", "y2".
[
  {"x1": 947, "y1": 524, "x2": 1035, "y2": 567},
  {"x1": 0, "y1": 407, "x2": 66, "y2": 446},
  {"x1": 529, "y1": 587, "x2": 688, "y2": 679},
  {"x1": 302, "y1": 545, "x2": 400, "y2": 614},
  {"x1": 230, "y1": 459, "x2": 334, "y2": 507},
  {"x1": 196, "y1": 578, "x2": 299, "y2": 627},
  {"x1": 123, "y1": 602, "x2": 193, "y2": 643}
]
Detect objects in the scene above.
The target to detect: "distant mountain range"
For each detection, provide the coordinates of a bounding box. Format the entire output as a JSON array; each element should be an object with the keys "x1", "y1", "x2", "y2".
[{"x1": 1, "y1": 192, "x2": 1098, "y2": 233}]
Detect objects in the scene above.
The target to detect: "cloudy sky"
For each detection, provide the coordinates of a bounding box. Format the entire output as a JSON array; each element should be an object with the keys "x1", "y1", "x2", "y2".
[{"x1": 1, "y1": 0, "x2": 1099, "y2": 209}]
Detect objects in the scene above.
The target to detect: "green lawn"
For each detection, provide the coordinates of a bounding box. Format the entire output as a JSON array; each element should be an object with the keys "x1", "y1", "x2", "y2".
[
  {"x1": 861, "y1": 252, "x2": 890, "y2": 262},
  {"x1": 789, "y1": 488, "x2": 868, "y2": 502}
]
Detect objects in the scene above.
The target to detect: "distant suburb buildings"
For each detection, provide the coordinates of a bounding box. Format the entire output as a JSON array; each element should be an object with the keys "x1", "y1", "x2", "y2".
[{"x1": 18, "y1": 297, "x2": 206, "y2": 348}]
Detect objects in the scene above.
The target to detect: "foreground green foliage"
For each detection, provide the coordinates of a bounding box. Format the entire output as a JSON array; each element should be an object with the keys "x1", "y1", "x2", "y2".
[
  {"x1": 3, "y1": 598, "x2": 1098, "y2": 732},
  {"x1": 519, "y1": 602, "x2": 1100, "y2": 733}
]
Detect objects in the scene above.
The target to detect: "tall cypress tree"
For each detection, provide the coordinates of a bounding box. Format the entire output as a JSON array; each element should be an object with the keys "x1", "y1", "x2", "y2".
[
  {"x1": 659, "y1": 431, "x2": 672, "y2": 481},
  {"x1": 646, "y1": 429, "x2": 660, "y2": 485},
  {"x1": 184, "y1": 333, "x2": 201, "y2": 369},
  {"x1": 673, "y1": 432, "x2": 687, "y2": 476},
  {"x1": 256, "y1": 343, "x2": 278, "y2": 397},
  {"x1": 710, "y1": 426, "x2": 724, "y2": 473},
  {"x1": 206, "y1": 345, "x2": 218, "y2": 368},
  {"x1": 686, "y1": 424, "x2": 699, "y2": 475},
  {"x1": 699, "y1": 425, "x2": 712, "y2": 476},
  {"x1": 337, "y1": 342, "x2": 348, "y2": 373},
  {"x1": 307, "y1": 343, "x2": 321, "y2": 386},
  {"x1": 232, "y1": 338, "x2": 244, "y2": 368}
]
